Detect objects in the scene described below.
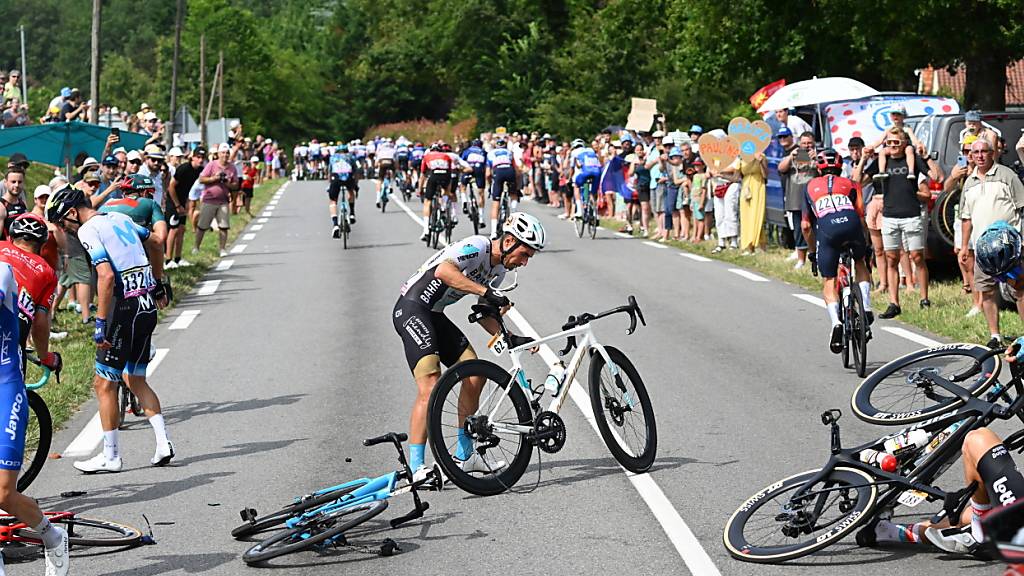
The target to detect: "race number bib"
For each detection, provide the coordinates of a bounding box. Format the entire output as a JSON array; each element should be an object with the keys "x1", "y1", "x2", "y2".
[
  {"x1": 897, "y1": 489, "x2": 928, "y2": 508},
  {"x1": 488, "y1": 333, "x2": 507, "y2": 357},
  {"x1": 17, "y1": 288, "x2": 34, "y2": 320},
  {"x1": 120, "y1": 265, "x2": 155, "y2": 297}
]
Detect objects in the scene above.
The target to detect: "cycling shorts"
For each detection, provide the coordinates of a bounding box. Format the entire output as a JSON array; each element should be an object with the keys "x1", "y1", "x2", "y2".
[
  {"x1": 575, "y1": 171, "x2": 600, "y2": 202},
  {"x1": 96, "y1": 294, "x2": 158, "y2": 383},
  {"x1": 813, "y1": 219, "x2": 867, "y2": 279},
  {"x1": 328, "y1": 175, "x2": 356, "y2": 201},
  {"x1": 397, "y1": 156, "x2": 409, "y2": 171},
  {"x1": 462, "y1": 169, "x2": 486, "y2": 191},
  {"x1": 0, "y1": 381, "x2": 28, "y2": 470},
  {"x1": 424, "y1": 173, "x2": 452, "y2": 201},
  {"x1": 490, "y1": 166, "x2": 518, "y2": 201},
  {"x1": 393, "y1": 298, "x2": 476, "y2": 378},
  {"x1": 411, "y1": 159, "x2": 422, "y2": 172},
  {"x1": 378, "y1": 161, "x2": 395, "y2": 179},
  {"x1": 979, "y1": 444, "x2": 1024, "y2": 507}
]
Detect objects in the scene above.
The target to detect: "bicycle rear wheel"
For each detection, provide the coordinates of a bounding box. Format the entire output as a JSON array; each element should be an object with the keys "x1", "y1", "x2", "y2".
[
  {"x1": 851, "y1": 343, "x2": 998, "y2": 425},
  {"x1": 18, "y1": 391, "x2": 51, "y2": 493},
  {"x1": 427, "y1": 359, "x2": 534, "y2": 496},
  {"x1": 470, "y1": 199, "x2": 480, "y2": 235},
  {"x1": 243, "y1": 500, "x2": 388, "y2": 565},
  {"x1": 589, "y1": 213, "x2": 599, "y2": 239},
  {"x1": 723, "y1": 467, "x2": 877, "y2": 563},
  {"x1": 10, "y1": 514, "x2": 144, "y2": 547},
  {"x1": 850, "y1": 286, "x2": 868, "y2": 378},
  {"x1": 231, "y1": 484, "x2": 361, "y2": 539},
  {"x1": 588, "y1": 346, "x2": 657, "y2": 472},
  {"x1": 840, "y1": 290, "x2": 852, "y2": 369}
]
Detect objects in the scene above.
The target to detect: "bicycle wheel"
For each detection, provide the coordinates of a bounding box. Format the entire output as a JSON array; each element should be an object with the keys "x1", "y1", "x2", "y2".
[
  {"x1": 589, "y1": 213, "x2": 599, "y2": 239},
  {"x1": 11, "y1": 514, "x2": 144, "y2": 547},
  {"x1": 243, "y1": 500, "x2": 388, "y2": 565},
  {"x1": 427, "y1": 359, "x2": 534, "y2": 496},
  {"x1": 117, "y1": 384, "x2": 129, "y2": 429},
  {"x1": 840, "y1": 291, "x2": 852, "y2": 369},
  {"x1": 850, "y1": 286, "x2": 868, "y2": 378},
  {"x1": 851, "y1": 343, "x2": 998, "y2": 425},
  {"x1": 588, "y1": 346, "x2": 657, "y2": 472},
  {"x1": 470, "y1": 200, "x2": 480, "y2": 235},
  {"x1": 18, "y1": 391, "x2": 51, "y2": 493},
  {"x1": 231, "y1": 484, "x2": 361, "y2": 539},
  {"x1": 574, "y1": 202, "x2": 586, "y2": 238},
  {"x1": 129, "y1": 389, "x2": 144, "y2": 417},
  {"x1": 723, "y1": 467, "x2": 878, "y2": 563}
]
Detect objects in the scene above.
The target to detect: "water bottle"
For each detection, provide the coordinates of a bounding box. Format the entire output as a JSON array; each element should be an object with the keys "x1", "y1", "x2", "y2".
[
  {"x1": 883, "y1": 429, "x2": 930, "y2": 458},
  {"x1": 544, "y1": 362, "x2": 566, "y2": 395},
  {"x1": 859, "y1": 448, "x2": 897, "y2": 473},
  {"x1": 925, "y1": 420, "x2": 966, "y2": 455}
]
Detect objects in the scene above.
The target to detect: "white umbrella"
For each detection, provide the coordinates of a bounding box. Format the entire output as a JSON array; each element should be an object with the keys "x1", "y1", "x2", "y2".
[{"x1": 756, "y1": 77, "x2": 879, "y2": 113}]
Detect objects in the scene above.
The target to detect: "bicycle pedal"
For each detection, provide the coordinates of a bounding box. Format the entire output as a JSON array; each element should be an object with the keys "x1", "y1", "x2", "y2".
[{"x1": 239, "y1": 507, "x2": 258, "y2": 522}]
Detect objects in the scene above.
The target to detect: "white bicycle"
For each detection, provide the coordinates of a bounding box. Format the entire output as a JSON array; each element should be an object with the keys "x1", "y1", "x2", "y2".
[{"x1": 426, "y1": 292, "x2": 656, "y2": 496}]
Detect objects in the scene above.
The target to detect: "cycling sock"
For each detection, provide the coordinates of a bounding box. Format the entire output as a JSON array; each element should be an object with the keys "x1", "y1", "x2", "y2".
[
  {"x1": 971, "y1": 498, "x2": 993, "y2": 542},
  {"x1": 103, "y1": 429, "x2": 119, "y2": 460},
  {"x1": 149, "y1": 413, "x2": 169, "y2": 446},
  {"x1": 510, "y1": 200, "x2": 519, "y2": 211},
  {"x1": 36, "y1": 518, "x2": 62, "y2": 549},
  {"x1": 409, "y1": 443, "x2": 425, "y2": 471},
  {"x1": 859, "y1": 281, "x2": 872, "y2": 309},
  {"x1": 827, "y1": 302, "x2": 840, "y2": 326},
  {"x1": 490, "y1": 218, "x2": 498, "y2": 232},
  {"x1": 331, "y1": 215, "x2": 338, "y2": 227},
  {"x1": 874, "y1": 519, "x2": 922, "y2": 543},
  {"x1": 992, "y1": 333, "x2": 1003, "y2": 342},
  {"x1": 456, "y1": 429, "x2": 473, "y2": 461}
]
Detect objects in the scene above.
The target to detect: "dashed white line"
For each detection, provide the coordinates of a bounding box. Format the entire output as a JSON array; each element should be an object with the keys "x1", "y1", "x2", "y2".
[
  {"x1": 679, "y1": 253, "x2": 711, "y2": 262},
  {"x1": 251, "y1": 224, "x2": 263, "y2": 231},
  {"x1": 242, "y1": 233, "x2": 256, "y2": 241},
  {"x1": 215, "y1": 259, "x2": 234, "y2": 272},
  {"x1": 256, "y1": 218, "x2": 269, "y2": 224},
  {"x1": 728, "y1": 268, "x2": 769, "y2": 282},
  {"x1": 230, "y1": 244, "x2": 247, "y2": 254},
  {"x1": 642, "y1": 241, "x2": 668, "y2": 249},
  {"x1": 614, "y1": 232, "x2": 634, "y2": 239},
  {"x1": 169, "y1": 310, "x2": 201, "y2": 330},
  {"x1": 880, "y1": 326, "x2": 942, "y2": 348},
  {"x1": 792, "y1": 293, "x2": 826, "y2": 308},
  {"x1": 197, "y1": 280, "x2": 221, "y2": 296},
  {"x1": 261, "y1": 211, "x2": 273, "y2": 217}
]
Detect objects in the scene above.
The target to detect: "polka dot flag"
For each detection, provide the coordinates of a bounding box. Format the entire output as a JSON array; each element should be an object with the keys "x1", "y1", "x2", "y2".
[{"x1": 823, "y1": 96, "x2": 959, "y2": 156}]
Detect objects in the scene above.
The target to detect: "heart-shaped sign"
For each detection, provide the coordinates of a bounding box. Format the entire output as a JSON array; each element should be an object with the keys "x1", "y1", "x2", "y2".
[
  {"x1": 697, "y1": 133, "x2": 740, "y2": 169},
  {"x1": 727, "y1": 117, "x2": 772, "y2": 161}
]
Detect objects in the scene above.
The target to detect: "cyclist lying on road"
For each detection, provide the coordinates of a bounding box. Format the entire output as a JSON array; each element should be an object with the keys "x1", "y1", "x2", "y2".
[{"x1": 393, "y1": 212, "x2": 545, "y2": 482}]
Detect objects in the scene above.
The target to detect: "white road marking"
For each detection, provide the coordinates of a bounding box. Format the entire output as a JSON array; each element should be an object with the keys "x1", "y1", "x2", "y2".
[
  {"x1": 215, "y1": 259, "x2": 234, "y2": 272},
  {"x1": 728, "y1": 268, "x2": 769, "y2": 283},
  {"x1": 261, "y1": 211, "x2": 273, "y2": 217},
  {"x1": 642, "y1": 241, "x2": 668, "y2": 249},
  {"x1": 880, "y1": 326, "x2": 942, "y2": 348},
  {"x1": 242, "y1": 233, "x2": 257, "y2": 241},
  {"x1": 506, "y1": 308, "x2": 721, "y2": 576},
  {"x1": 615, "y1": 232, "x2": 634, "y2": 239},
  {"x1": 230, "y1": 244, "x2": 247, "y2": 254},
  {"x1": 257, "y1": 218, "x2": 269, "y2": 223},
  {"x1": 197, "y1": 280, "x2": 221, "y2": 296},
  {"x1": 792, "y1": 293, "x2": 826, "y2": 308},
  {"x1": 679, "y1": 253, "x2": 711, "y2": 262},
  {"x1": 251, "y1": 224, "x2": 263, "y2": 231},
  {"x1": 169, "y1": 310, "x2": 201, "y2": 330},
  {"x1": 63, "y1": 348, "x2": 170, "y2": 458}
]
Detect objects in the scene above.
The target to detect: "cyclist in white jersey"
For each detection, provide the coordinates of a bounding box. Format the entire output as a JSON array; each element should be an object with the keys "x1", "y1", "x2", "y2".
[{"x1": 376, "y1": 139, "x2": 398, "y2": 203}]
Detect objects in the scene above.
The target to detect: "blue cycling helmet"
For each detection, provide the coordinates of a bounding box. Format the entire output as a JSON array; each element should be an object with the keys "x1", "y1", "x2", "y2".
[
  {"x1": 669, "y1": 147, "x2": 683, "y2": 158},
  {"x1": 339, "y1": 144, "x2": 348, "y2": 152},
  {"x1": 689, "y1": 124, "x2": 704, "y2": 134},
  {"x1": 976, "y1": 221, "x2": 1023, "y2": 277}
]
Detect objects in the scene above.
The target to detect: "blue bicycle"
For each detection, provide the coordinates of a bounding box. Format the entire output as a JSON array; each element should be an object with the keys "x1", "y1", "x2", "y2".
[{"x1": 235, "y1": 432, "x2": 435, "y2": 564}]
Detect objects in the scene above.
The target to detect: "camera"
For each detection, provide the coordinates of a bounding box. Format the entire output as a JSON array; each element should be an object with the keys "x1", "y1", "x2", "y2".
[{"x1": 219, "y1": 173, "x2": 227, "y2": 183}]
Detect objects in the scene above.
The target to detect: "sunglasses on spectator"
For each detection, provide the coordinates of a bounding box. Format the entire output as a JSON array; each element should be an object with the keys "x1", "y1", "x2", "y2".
[
  {"x1": 971, "y1": 149, "x2": 993, "y2": 155},
  {"x1": 129, "y1": 160, "x2": 142, "y2": 165},
  {"x1": 885, "y1": 140, "x2": 903, "y2": 146},
  {"x1": 997, "y1": 264, "x2": 1024, "y2": 283}
]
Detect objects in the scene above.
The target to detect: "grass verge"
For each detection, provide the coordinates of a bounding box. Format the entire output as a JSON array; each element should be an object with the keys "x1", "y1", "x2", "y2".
[
  {"x1": 32, "y1": 178, "x2": 285, "y2": 437},
  {"x1": 599, "y1": 218, "x2": 1023, "y2": 345}
]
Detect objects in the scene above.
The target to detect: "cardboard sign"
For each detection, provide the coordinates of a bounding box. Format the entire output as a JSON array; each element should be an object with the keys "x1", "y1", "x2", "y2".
[
  {"x1": 697, "y1": 133, "x2": 740, "y2": 169},
  {"x1": 727, "y1": 117, "x2": 772, "y2": 161},
  {"x1": 625, "y1": 97, "x2": 658, "y2": 132}
]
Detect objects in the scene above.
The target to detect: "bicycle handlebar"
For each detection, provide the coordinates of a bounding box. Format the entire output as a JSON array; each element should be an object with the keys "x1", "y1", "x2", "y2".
[
  {"x1": 23, "y1": 354, "x2": 51, "y2": 391},
  {"x1": 363, "y1": 432, "x2": 407, "y2": 447}
]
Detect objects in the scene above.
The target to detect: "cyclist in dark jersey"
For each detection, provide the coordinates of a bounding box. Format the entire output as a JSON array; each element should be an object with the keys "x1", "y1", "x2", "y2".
[
  {"x1": 394, "y1": 212, "x2": 545, "y2": 481},
  {"x1": 99, "y1": 174, "x2": 168, "y2": 238},
  {"x1": 800, "y1": 149, "x2": 873, "y2": 353},
  {"x1": 0, "y1": 168, "x2": 28, "y2": 239}
]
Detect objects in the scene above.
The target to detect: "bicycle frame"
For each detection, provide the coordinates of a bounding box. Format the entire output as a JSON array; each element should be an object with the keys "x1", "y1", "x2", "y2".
[{"x1": 0, "y1": 511, "x2": 75, "y2": 544}]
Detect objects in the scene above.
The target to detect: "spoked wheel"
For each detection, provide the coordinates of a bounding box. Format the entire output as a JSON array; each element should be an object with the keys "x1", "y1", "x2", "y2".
[
  {"x1": 18, "y1": 391, "x2": 51, "y2": 493},
  {"x1": 469, "y1": 201, "x2": 480, "y2": 235},
  {"x1": 590, "y1": 213, "x2": 599, "y2": 239},
  {"x1": 427, "y1": 359, "x2": 534, "y2": 496},
  {"x1": 840, "y1": 291, "x2": 852, "y2": 370},
  {"x1": 342, "y1": 214, "x2": 349, "y2": 250},
  {"x1": 117, "y1": 384, "x2": 130, "y2": 429},
  {"x1": 7, "y1": 513, "x2": 145, "y2": 547},
  {"x1": 588, "y1": 346, "x2": 656, "y2": 472},
  {"x1": 850, "y1": 287, "x2": 868, "y2": 378},
  {"x1": 231, "y1": 484, "x2": 361, "y2": 539},
  {"x1": 380, "y1": 188, "x2": 388, "y2": 213},
  {"x1": 243, "y1": 500, "x2": 388, "y2": 565},
  {"x1": 574, "y1": 204, "x2": 586, "y2": 238},
  {"x1": 851, "y1": 343, "x2": 998, "y2": 425},
  {"x1": 723, "y1": 467, "x2": 878, "y2": 563}
]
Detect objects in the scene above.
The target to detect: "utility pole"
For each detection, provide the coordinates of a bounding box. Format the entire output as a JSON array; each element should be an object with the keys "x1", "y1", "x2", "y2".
[
  {"x1": 166, "y1": 0, "x2": 184, "y2": 148},
  {"x1": 218, "y1": 50, "x2": 224, "y2": 119},
  {"x1": 89, "y1": 0, "x2": 100, "y2": 123},
  {"x1": 199, "y1": 33, "x2": 206, "y2": 147},
  {"x1": 18, "y1": 26, "x2": 27, "y2": 106},
  {"x1": 205, "y1": 59, "x2": 219, "y2": 124}
]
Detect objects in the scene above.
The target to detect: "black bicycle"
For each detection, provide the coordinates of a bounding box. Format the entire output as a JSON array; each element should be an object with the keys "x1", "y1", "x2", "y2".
[
  {"x1": 723, "y1": 343, "x2": 1024, "y2": 563},
  {"x1": 465, "y1": 179, "x2": 482, "y2": 236},
  {"x1": 811, "y1": 245, "x2": 871, "y2": 377},
  {"x1": 426, "y1": 193, "x2": 454, "y2": 249}
]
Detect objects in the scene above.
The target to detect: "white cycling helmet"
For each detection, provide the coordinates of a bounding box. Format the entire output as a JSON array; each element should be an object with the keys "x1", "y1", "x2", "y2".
[
  {"x1": 571, "y1": 138, "x2": 586, "y2": 149},
  {"x1": 503, "y1": 212, "x2": 546, "y2": 251}
]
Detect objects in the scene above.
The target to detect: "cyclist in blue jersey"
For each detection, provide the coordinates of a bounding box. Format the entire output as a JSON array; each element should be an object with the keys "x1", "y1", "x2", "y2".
[
  {"x1": 485, "y1": 139, "x2": 520, "y2": 238},
  {"x1": 0, "y1": 261, "x2": 70, "y2": 575},
  {"x1": 328, "y1": 145, "x2": 357, "y2": 238},
  {"x1": 46, "y1": 186, "x2": 174, "y2": 474},
  {"x1": 461, "y1": 139, "x2": 488, "y2": 222},
  {"x1": 410, "y1": 142, "x2": 425, "y2": 190},
  {"x1": 396, "y1": 139, "x2": 411, "y2": 181},
  {"x1": 570, "y1": 139, "x2": 602, "y2": 219}
]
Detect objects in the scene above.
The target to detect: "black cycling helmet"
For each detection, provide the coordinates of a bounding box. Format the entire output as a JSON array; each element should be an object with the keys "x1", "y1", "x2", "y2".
[
  {"x1": 121, "y1": 173, "x2": 156, "y2": 196},
  {"x1": 472, "y1": 139, "x2": 482, "y2": 147},
  {"x1": 976, "y1": 221, "x2": 1023, "y2": 277},
  {"x1": 441, "y1": 143, "x2": 452, "y2": 153},
  {"x1": 816, "y1": 148, "x2": 843, "y2": 175},
  {"x1": 9, "y1": 213, "x2": 48, "y2": 244},
  {"x1": 495, "y1": 138, "x2": 507, "y2": 148},
  {"x1": 45, "y1": 186, "x2": 88, "y2": 224}
]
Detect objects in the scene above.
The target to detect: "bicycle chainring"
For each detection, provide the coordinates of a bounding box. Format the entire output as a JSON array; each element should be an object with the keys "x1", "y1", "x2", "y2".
[{"x1": 532, "y1": 411, "x2": 567, "y2": 454}]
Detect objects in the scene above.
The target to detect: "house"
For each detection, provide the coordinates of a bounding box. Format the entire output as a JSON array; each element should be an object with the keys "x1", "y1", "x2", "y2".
[{"x1": 917, "y1": 61, "x2": 1024, "y2": 110}]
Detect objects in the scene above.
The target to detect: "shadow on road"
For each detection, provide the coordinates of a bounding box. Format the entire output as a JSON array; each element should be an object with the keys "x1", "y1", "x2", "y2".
[
  {"x1": 34, "y1": 471, "x2": 236, "y2": 513},
  {"x1": 163, "y1": 394, "x2": 307, "y2": 425}
]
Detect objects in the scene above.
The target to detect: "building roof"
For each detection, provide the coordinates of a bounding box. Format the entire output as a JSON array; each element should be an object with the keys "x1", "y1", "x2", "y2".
[{"x1": 918, "y1": 61, "x2": 1024, "y2": 107}]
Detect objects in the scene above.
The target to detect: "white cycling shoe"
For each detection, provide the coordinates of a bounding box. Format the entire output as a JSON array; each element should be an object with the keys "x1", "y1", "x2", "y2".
[
  {"x1": 151, "y1": 441, "x2": 175, "y2": 466},
  {"x1": 924, "y1": 526, "x2": 977, "y2": 554},
  {"x1": 459, "y1": 452, "x2": 507, "y2": 474},
  {"x1": 73, "y1": 453, "x2": 122, "y2": 474},
  {"x1": 43, "y1": 526, "x2": 69, "y2": 576}
]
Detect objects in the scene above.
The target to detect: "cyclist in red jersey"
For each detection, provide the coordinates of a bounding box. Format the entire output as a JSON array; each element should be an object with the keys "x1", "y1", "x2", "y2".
[
  {"x1": 0, "y1": 214, "x2": 61, "y2": 371},
  {"x1": 418, "y1": 144, "x2": 456, "y2": 241},
  {"x1": 801, "y1": 149, "x2": 874, "y2": 353}
]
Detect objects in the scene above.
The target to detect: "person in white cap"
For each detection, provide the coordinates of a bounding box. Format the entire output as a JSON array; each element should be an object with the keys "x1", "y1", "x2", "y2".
[
  {"x1": 194, "y1": 142, "x2": 237, "y2": 257},
  {"x1": 125, "y1": 150, "x2": 143, "y2": 176},
  {"x1": 139, "y1": 145, "x2": 168, "y2": 208},
  {"x1": 140, "y1": 111, "x2": 162, "y2": 146},
  {"x1": 166, "y1": 147, "x2": 184, "y2": 177}
]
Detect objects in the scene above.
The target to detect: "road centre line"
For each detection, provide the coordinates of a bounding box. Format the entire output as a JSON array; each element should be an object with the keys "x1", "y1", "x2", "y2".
[
  {"x1": 727, "y1": 268, "x2": 769, "y2": 282},
  {"x1": 678, "y1": 253, "x2": 711, "y2": 262},
  {"x1": 242, "y1": 233, "x2": 257, "y2": 241},
  {"x1": 197, "y1": 280, "x2": 221, "y2": 296},
  {"x1": 169, "y1": 310, "x2": 201, "y2": 330},
  {"x1": 614, "y1": 232, "x2": 633, "y2": 239},
  {"x1": 230, "y1": 244, "x2": 248, "y2": 254},
  {"x1": 880, "y1": 326, "x2": 942, "y2": 348},
  {"x1": 642, "y1": 241, "x2": 668, "y2": 249},
  {"x1": 257, "y1": 218, "x2": 269, "y2": 223},
  {"x1": 251, "y1": 224, "x2": 263, "y2": 231},
  {"x1": 215, "y1": 259, "x2": 234, "y2": 272},
  {"x1": 792, "y1": 294, "x2": 826, "y2": 308},
  {"x1": 389, "y1": 194, "x2": 721, "y2": 575}
]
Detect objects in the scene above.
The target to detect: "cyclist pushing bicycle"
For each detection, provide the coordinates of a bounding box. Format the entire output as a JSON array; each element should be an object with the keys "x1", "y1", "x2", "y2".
[
  {"x1": 800, "y1": 148, "x2": 874, "y2": 354},
  {"x1": 393, "y1": 212, "x2": 545, "y2": 482}
]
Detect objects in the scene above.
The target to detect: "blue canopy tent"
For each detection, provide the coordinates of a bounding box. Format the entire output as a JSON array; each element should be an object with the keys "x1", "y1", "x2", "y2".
[{"x1": 0, "y1": 121, "x2": 149, "y2": 175}]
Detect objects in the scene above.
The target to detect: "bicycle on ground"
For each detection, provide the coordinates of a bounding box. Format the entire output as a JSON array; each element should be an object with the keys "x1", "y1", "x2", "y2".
[
  {"x1": 426, "y1": 292, "x2": 656, "y2": 496},
  {"x1": 0, "y1": 511, "x2": 145, "y2": 549},
  {"x1": 723, "y1": 343, "x2": 1024, "y2": 563},
  {"x1": 234, "y1": 432, "x2": 436, "y2": 564},
  {"x1": 811, "y1": 245, "x2": 871, "y2": 377},
  {"x1": 575, "y1": 180, "x2": 599, "y2": 239}
]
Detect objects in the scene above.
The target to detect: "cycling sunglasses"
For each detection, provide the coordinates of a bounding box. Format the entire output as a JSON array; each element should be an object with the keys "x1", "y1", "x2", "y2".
[{"x1": 996, "y1": 263, "x2": 1024, "y2": 283}]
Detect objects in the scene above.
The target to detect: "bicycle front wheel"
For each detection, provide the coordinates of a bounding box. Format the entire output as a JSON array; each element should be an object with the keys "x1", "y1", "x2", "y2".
[
  {"x1": 723, "y1": 467, "x2": 878, "y2": 563},
  {"x1": 590, "y1": 214, "x2": 599, "y2": 239},
  {"x1": 427, "y1": 359, "x2": 534, "y2": 496},
  {"x1": 243, "y1": 500, "x2": 388, "y2": 565},
  {"x1": 231, "y1": 483, "x2": 361, "y2": 539},
  {"x1": 840, "y1": 292, "x2": 852, "y2": 369},
  {"x1": 18, "y1": 391, "x2": 52, "y2": 493},
  {"x1": 851, "y1": 343, "x2": 998, "y2": 425},
  {"x1": 588, "y1": 346, "x2": 656, "y2": 472},
  {"x1": 10, "y1": 514, "x2": 144, "y2": 547}
]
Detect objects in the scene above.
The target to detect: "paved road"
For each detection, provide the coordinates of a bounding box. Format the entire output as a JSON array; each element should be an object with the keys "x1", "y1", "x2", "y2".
[{"x1": 14, "y1": 178, "x2": 1006, "y2": 575}]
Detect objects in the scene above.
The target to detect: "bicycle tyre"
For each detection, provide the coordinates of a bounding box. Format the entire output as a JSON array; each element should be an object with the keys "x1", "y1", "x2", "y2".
[
  {"x1": 588, "y1": 346, "x2": 657, "y2": 472},
  {"x1": 851, "y1": 286, "x2": 868, "y2": 378},
  {"x1": 342, "y1": 218, "x2": 348, "y2": 250},
  {"x1": 839, "y1": 290, "x2": 852, "y2": 369},
  {"x1": 231, "y1": 484, "x2": 361, "y2": 539},
  {"x1": 851, "y1": 343, "x2": 998, "y2": 425},
  {"x1": 574, "y1": 211, "x2": 585, "y2": 238},
  {"x1": 470, "y1": 201, "x2": 480, "y2": 235},
  {"x1": 589, "y1": 213, "x2": 599, "y2": 239},
  {"x1": 117, "y1": 384, "x2": 129, "y2": 429},
  {"x1": 129, "y1": 389, "x2": 144, "y2": 417},
  {"x1": 723, "y1": 467, "x2": 877, "y2": 563},
  {"x1": 12, "y1": 514, "x2": 144, "y2": 547},
  {"x1": 427, "y1": 359, "x2": 534, "y2": 496},
  {"x1": 243, "y1": 500, "x2": 388, "y2": 565},
  {"x1": 18, "y1": 391, "x2": 51, "y2": 493}
]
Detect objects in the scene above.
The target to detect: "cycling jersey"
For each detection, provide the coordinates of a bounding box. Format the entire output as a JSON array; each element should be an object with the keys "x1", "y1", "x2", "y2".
[
  {"x1": 487, "y1": 148, "x2": 514, "y2": 170},
  {"x1": 100, "y1": 196, "x2": 165, "y2": 229},
  {"x1": 411, "y1": 146, "x2": 425, "y2": 161},
  {"x1": 77, "y1": 212, "x2": 156, "y2": 299},
  {"x1": 308, "y1": 143, "x2": 321, "y2": 158},
  {"x1": 572, "y1": 148, "x2": 602, "y2": 173},
  {"x1": 400, "y1": 235, "x2": 506, "y2": 313},
  {"x1": 461, "y1": 146, "x2": 487, "y2": 170},
  {"x1": 1, "y1": 198, "x2": 27, "y2": 238},
  {"x1": 377, "y1": 144, "x2": 396, "y2": 161},
  {"x1": 294, "y1": 146, "x2": 307, "y2": 159},
  {"x1": 396, "y1": 144, "x2": 410, "y2": 158},
  {"x1": 0, "y1": 241, "x2": 56, "y2": 352},
  {"x1": 329, "y1": 153, "x2": 354, "y2": 180},
  {"x1": 0, "y1": 262, "x2": 25, "y2": 470},
  {"x1": 802, "y1": 175, "x2": 867, "y2": 278},
  {"x1": 352, "y1": 144, "x2": 367, "y2": 158}
]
